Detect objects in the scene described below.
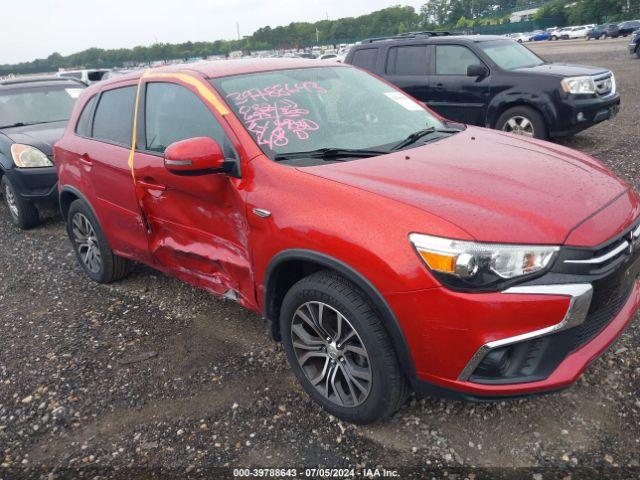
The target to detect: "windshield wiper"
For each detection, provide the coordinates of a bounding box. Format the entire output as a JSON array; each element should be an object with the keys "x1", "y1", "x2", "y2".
[
  {"x1": 0, "y1": 120, "x2": 66, "y2": 129},
  {"x1": 273, "y1": 147, "x2": 388, "y2": 162},
  {"x1": 391, "y1": 127, "x2": 461, "y2": 151}
]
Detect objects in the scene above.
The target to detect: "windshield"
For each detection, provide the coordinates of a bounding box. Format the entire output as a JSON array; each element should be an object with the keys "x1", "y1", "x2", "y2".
[
  {"x1": 0, "y1": 86, "x2": 83, "y2": 127},
  {"x1": 478, "y1": 40, "x2": 545, "y2": 70},
  {"x1": 212, "y1": 66, "x2": 445, "y2": 160}
]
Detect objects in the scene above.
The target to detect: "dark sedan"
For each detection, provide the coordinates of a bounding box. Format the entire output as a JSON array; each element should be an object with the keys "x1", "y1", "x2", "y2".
[{"x1": 0, "y1": 76, "x2": 85, "y2": 228}]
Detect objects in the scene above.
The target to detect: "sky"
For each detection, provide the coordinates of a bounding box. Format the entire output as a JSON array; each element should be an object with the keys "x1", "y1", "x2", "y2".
[{"x1": 1, "y1": 0, "x2": 425, "y2": 65}]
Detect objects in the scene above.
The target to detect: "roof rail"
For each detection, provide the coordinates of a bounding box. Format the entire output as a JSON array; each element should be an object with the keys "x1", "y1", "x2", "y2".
[
  {"x1": 0, "y1": 76, "x2": 86, "y2": 86},
  {"x1": 363, "y1": 31, "x2": 457, "y2": 43}
]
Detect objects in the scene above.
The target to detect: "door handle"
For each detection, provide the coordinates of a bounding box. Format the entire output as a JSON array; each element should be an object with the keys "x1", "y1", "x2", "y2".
[
  {"x1": 435, "y1": 83, "x2": 445, "y2": 90},
  {"x1": 78, "y1": 153, "x2": 93, "y2": 166},
  {"x1": 137, "y1": 179, "x2": 167, "y2": 191}
]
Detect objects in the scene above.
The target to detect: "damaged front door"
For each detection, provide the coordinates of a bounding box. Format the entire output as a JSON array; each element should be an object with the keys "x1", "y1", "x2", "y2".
[{"x1": 132, "y1": 78, "x2": 254, "y2": 307}]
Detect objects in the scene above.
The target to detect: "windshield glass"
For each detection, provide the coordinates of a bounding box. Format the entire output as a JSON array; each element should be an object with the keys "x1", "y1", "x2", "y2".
[
  {"x1": 212, "y1": 66, "x2": 444, "y2": 159},
  {"x1": 478, "y1": 40, "x2": 545, "y2": 70},
  {"x1": 0, "y1": 86, "x2": 83, "y2": 127}
]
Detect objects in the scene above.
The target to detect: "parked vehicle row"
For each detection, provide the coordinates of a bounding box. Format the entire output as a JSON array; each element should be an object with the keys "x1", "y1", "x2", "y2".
[{"x1": 1, "y1": 41, "x2": 637, "y2": 424}]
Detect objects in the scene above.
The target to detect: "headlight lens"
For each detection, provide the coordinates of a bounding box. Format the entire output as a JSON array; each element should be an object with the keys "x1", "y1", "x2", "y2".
[
  {"x1": 409, "y1": 233, "x2": 559, "y2": 290},
  {"x1": 561, "y1": 76, "x2": 596, "y2": 94},
  {"x1": 10, "y1": 144, "x2": 53, "y2": 168}
]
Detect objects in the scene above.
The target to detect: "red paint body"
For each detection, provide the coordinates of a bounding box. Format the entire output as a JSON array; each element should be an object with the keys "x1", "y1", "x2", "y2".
[{"x1": 55, "y1": 60, "x2": 640, "y2": 397}]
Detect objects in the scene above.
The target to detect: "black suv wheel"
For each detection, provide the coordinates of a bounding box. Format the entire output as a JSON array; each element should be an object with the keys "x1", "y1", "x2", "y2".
[
  {"x1": 496, "y1": 106, "x2": 547, "y2": 139},
  {"x1": 67, "y1": 199, "x2": 132, "y2": 283},
  {"x1": 280, "y1": 271, "x2": 408, "y2": 424},
  {"x1": 1, "y1": 176, "x2": 40, "y2": 229}
]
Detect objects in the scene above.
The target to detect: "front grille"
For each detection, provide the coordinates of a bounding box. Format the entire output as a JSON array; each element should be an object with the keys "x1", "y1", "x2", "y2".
[
  {"x1": 593, "y1": 72, "x2": 614, "y2": 97},
  {"x1": 572, "y1": 276, "x2": 634, "y2": 349}
]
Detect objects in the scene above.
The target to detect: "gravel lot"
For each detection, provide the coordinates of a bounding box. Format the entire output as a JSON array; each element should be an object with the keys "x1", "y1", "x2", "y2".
[{"x1": 1, "y1": 37, "x2": 639, "y2": 479}]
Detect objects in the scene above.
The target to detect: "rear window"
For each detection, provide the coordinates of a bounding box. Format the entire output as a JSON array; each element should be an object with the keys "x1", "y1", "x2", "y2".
[
  {"x1": 386, "y1": 46, "x2": 429, "y2": 75},
  {"x1": 350, "y1": 48, "x2": 378, "y2": 71},
  {"x1": 92, "y1": 86, "x2": 135, "y2": 146},
  {"x1": 75, "y1": 94, "x2": 98, "y2": 137}
]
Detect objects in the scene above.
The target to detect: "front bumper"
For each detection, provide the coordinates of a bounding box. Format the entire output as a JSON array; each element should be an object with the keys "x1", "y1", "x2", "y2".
[
  {"x1": 3, "y1": 166, "x2": 58, "y2": 206},
  {"x1": 549, "y1": 92, "x2": 620, "y2": 137},
  {"x1": 388, "y1": 223, "x2": 640, "y2": 398}
]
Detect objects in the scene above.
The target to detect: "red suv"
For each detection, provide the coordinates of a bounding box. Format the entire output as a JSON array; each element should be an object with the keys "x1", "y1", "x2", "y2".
[{"x1": 54, "y1": 60, "x2": 640, "y2": 424}]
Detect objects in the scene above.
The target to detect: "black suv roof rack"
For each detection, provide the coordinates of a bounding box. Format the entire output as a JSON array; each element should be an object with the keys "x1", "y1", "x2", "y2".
[
  {"x1": 363, "y1": 31, "x2": 458, "y2": 43},
  {"x1": 0, "y1": 76, "x2": 86, "y2": 87}
]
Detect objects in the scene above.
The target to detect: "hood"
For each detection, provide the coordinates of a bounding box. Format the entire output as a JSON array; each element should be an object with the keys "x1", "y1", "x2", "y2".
[
  {"x1": 0, "y1": 120, "x2": 67, "y2": 156},
  {"x1": 515, "y1": 63, "x2": 609, "y2": 78},
  {"x1": 299, "y1": 127, "x2": 630, "y2": 245}
]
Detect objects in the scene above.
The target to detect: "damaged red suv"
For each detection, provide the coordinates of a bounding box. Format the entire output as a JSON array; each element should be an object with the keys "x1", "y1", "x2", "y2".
[{"x1": 55, "y1": 60, "x2": 640, "y2": 424}]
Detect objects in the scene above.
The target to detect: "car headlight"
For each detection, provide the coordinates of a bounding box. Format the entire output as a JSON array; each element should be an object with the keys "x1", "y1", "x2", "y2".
[
  {"x1": 10, "y1": 144, "x2": 53, "y2": 168},
  {"x1": 561, "y1": 76, "x2": 596, "y2": 94},
  {"x1": 409, "y1": 233, "x2": 559, "y2": 290}
]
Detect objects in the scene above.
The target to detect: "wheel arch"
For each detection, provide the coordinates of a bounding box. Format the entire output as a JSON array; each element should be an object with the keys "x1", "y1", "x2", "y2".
[
  {"x1": 488, "y1": 98, "x2": 555, "y2": 136},
  {"x1": 263, "y1": 249, "x2": 416, "y2": 378},
  {"x1": 59, "y1": 185, "x2": 97, "y2": 223}
]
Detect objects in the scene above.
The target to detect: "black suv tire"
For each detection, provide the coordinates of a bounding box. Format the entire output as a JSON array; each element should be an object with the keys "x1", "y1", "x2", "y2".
[
  {"x1": 1, "y1": 176, "x2": 40, "y2": 229},
  {"x1": 67, "y1": 199, "x2": 132, "y2": 283},
  {"x1": 496, "y1": 106, "x2": 547, "y2": 140},
  {"x1": 280, "y1": 270, "x2": 408, "y2": 424}
]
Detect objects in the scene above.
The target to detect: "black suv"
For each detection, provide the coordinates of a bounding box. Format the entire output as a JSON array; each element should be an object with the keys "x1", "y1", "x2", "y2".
[
  {"x1": 587, "y1": 24, "x2": 620, "y2": 39},
  {"x1": 0, "y1": 76, "x2": 85, "y2": 228},
  {"x1": 628, "y1": 28, "x2": 640, "y2": 57},
  {"x1": 619, "y1": 20, "x2": 640, "y2": 36},
  {"x1": 346, "y1": 32, "x2": 620, "y2": 139}
]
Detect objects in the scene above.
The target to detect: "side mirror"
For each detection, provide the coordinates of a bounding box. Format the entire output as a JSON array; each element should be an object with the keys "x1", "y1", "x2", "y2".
[
  {"x1": 467, "y1": 64, "x2": 488, "y2": 78},
  {"x1": 164, "y1": 137, "x2": 229, "y2": 175}
]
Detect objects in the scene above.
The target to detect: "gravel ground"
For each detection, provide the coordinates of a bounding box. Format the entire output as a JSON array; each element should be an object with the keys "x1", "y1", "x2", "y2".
[{"x1": 1, "y1": 38, "x2": 639, "y2": 479}]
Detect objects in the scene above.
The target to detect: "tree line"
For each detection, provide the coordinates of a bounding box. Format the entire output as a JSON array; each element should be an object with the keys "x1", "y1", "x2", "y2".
[{"x1": 1, "y1": 1, "x2": 639, "y2": 76}]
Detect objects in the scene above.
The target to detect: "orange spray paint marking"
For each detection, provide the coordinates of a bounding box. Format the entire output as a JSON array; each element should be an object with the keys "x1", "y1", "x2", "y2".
[{"x1": 127, "y1": 70, "x2": 230, "y2": 181}]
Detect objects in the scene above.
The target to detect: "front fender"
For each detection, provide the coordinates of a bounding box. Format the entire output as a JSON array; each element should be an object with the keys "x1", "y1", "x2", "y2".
[{"x1": 486, "y1": 90, "x2": 557, "y2": 129}]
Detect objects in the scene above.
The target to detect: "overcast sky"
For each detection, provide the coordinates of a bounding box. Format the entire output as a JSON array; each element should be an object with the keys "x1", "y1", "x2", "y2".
[{"x1": 2, "y1": 0, "x2": 425, "y2": 64}]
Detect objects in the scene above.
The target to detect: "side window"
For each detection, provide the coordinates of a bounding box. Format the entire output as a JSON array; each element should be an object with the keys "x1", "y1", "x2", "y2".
[
  {"x1": 144, "y1": 82, "x2": 235, "y2": 157},
  {"x1": 92, "y1": 86, "x2": 136, "y2": 146},
  {"x1": 435, "y1": 45, "x2": 483, "y2": 75},
  {"x1": 351, "y1": 48, "x2": 378, "y2": 72},
  {"x1": 386, "y1": 45, "x2": 429, "y2": 75},
  {"x1": 75, "y1": 95, "x2": 97, "y2": 137}
]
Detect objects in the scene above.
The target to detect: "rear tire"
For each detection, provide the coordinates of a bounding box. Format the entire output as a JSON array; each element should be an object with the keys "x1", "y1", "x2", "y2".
[
  {"x1": 496, "y1": 106, "x2": 548, "y2": 140},
  {"x1": 1, "y1": 176, "x2": 40, "y2": 230},
  {"x1": 280, "y1": 271, "x2": 408, "y2": 424},
  {"x1": 67, "y1": 199, "x2": 132, "y2": 283}
]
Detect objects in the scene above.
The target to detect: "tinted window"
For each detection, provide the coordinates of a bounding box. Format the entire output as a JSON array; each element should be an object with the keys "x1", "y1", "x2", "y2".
[
  {"x1": 144, "y1": 82, "x2": 233, "y2": 156},
  {"x1": 351, "y1": 48, "x2": 378, "y2": 71},
  {"x1": 435, "y1": 45, "x2": 482, "y2": 75},
  {"x1": 386, "y1": 46, "x2": 429, "y2": 75},
  {"x1": 92, "y1": 87, "x2": 135, "y2": 146},
  {"x1": 75, "y1": 95, "x2": 97, "y2": 137}
]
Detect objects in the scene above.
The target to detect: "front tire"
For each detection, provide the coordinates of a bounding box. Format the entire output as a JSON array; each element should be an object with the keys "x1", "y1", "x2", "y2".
[
  {"x1": 67, "y1": 199, "x2": 131, "y2": 283},
  {"x1": 496, "y1": 106, "x2": 547, "y2": 140},
  {"x1": 1, "y1": 176, "x2": 40, "y2": 229},
  {"x1": 280, "y1": 271, "x2": 408, "y2": 424}
]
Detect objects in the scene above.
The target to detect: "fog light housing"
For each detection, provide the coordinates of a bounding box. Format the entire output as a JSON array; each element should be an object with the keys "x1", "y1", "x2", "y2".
[{"x1": 577, "y1": 112, "x2": 586, "y2": 122}]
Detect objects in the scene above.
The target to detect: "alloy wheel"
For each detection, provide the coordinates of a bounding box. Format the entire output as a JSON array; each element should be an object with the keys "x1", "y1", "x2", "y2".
[
  {"x1": 4, "y1": 183, "x2": 19, "y2": 219},
  {"x1": 290, "y1": 301, "x2": 372, "y2": 407},
  {"x1": 71, "y1": 212, "x2": 102, "y2": 274},
  {"x1": 502, "y1": 116, "x2": 535, "y2": 137}
]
